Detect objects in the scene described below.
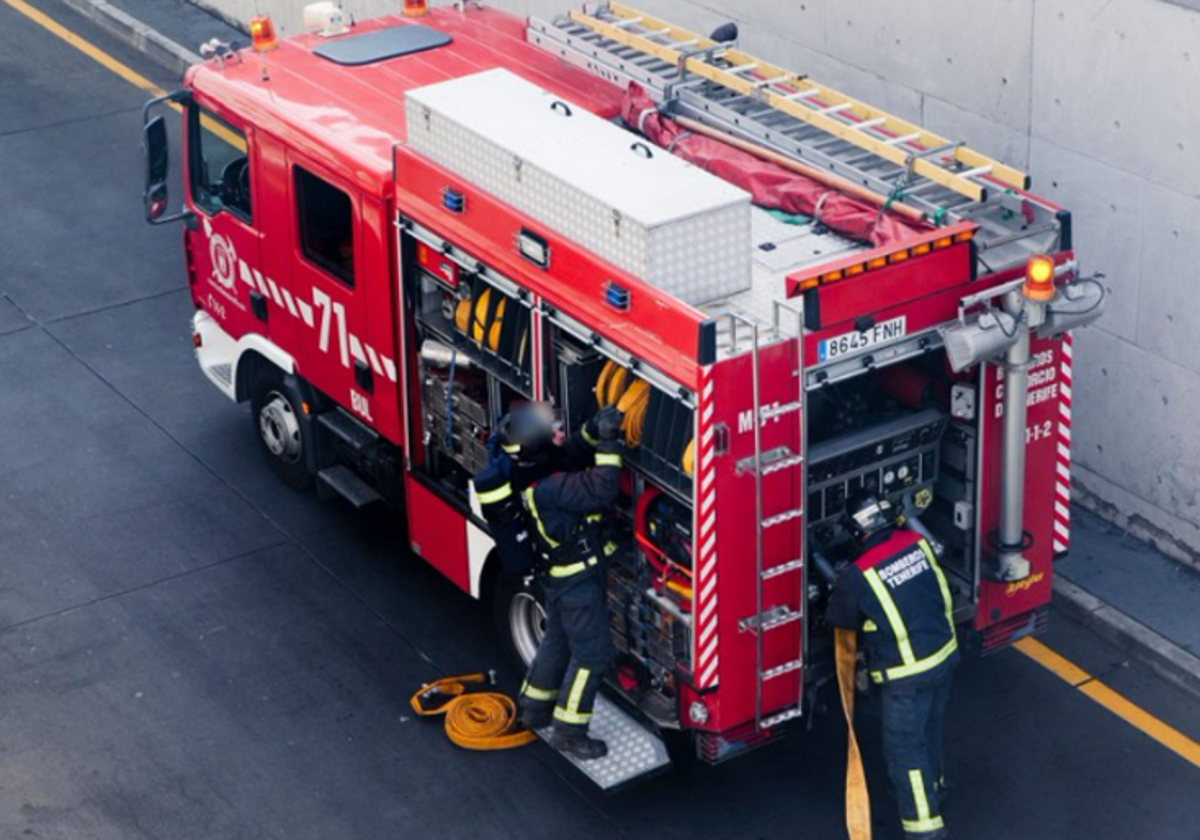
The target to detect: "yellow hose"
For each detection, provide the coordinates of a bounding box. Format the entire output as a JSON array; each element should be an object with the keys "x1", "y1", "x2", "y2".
[
  {"x1": 617, "y1": 379, "x2": 650, "y2": 447},
  {"x1": 487, "y1": 297, "x2": 505, "y2": 352},
  {"x1": 681, "y1": 438, "x2": 695, "y2": 476},
  {"x1": 595, "y1": 360, "x2": 616, "y2": 409},
  {"x1": 410, "y1": 674, "x2": 537, "y2": 751},
  {"x1": 836, "y1": 629, "x2": 873, "y2": 840},
  {"x1": 606, "y1": 366, "x2": 629, "y2": 407},
  {"x1": 454, "y1": 297, "x2": 471, "y2": 334},
  {"x1": 472, "y1": 288, "x2": 492, "y2": 347}
]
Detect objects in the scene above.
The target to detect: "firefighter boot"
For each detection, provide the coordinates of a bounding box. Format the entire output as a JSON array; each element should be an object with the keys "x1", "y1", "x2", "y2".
[
  {"x1": 547, "y1": 723, "x2": 608, "y2": 760},
  {"x1": 519, "y1": 704, "x2": 553, "y2": 731}
]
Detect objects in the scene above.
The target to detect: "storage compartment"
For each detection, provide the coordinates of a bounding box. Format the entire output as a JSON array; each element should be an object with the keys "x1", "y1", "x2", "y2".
[
  {"x1": 406, "y1": 233, "x2": 531, "y2": 503},
  {"x1": 804, "y1": 358, "x2": 976, "y2": 591},
  {"x1": 543, "y1": 325, "x2": 696, "y2": 725},
  {"x1": 405, "y1": 68, "x2": 752, "y2": 305}
]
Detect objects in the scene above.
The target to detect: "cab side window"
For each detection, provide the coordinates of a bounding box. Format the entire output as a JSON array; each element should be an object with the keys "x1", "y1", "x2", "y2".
[
  {"x1": 295, "y1": 167, "x2": 355, "y2": 287},
  {"x1": 190, "y1": 108, "x2": 252, "y2": 222}
]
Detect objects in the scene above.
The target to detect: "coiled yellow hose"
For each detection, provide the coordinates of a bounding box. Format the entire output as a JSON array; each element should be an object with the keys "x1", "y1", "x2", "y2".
[{"x1": 410, "y1": 674, "x2": 536, "y2": 751}]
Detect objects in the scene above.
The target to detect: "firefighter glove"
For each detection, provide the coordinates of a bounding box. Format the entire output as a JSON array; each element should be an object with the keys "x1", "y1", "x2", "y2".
[{"x1": 589, "y1": 406, "x2": 625, "y2": 442}]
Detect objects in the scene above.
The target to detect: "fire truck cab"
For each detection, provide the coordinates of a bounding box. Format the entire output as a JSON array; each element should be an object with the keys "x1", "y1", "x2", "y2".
[{"x1": 142, "y1": 2, "x2": 1105, "y2": 788}]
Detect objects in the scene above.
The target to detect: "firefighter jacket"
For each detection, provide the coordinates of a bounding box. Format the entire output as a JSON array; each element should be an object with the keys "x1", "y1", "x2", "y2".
[
  {"x1": 826, "y1": 528, "x2": 959, "y2": 684},
  {"x1": 522, "y1": 439, "x2": 622, "y2": 577},
  {"x1": 473, "y1": 433, "x2": 614, "y2": 575}
]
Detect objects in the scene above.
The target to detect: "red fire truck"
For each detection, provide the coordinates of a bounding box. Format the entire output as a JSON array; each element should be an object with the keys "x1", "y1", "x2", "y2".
[{"x1": 142, "y1": 1, "x2": 1105, "y2": 787}]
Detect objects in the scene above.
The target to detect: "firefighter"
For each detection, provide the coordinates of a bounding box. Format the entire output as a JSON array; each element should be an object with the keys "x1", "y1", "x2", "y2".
[
  {"x1": 826, "y1": 491, "x2": 959, "y2": 840},
  {"x1": 492, "y1": 402, "x2": 623, "y2": 760}
]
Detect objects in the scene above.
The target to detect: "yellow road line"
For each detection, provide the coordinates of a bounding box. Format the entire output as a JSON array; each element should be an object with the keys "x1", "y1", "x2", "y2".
[
  {"x1": 3, "y1": 0, "x2": 166, "y2": 97},
  {"x1": 4, "y1": 0, "x2": 248, "y2": 153},
  {"x1": 1015, "y1": 637, "x2": 1200, "y2": 769}
]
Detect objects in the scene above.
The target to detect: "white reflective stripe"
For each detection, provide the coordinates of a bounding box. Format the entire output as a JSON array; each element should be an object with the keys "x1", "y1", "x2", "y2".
[
  {"x1": 864, "y1": 568, "x2": 916, "y2": 665},
  {"x1": 266, "y1": 278, "x2": 285, "y2": 307},
  {"x1": 595, "y1": 452, "x2": 623, "y2": 468},
  {"x1": 565, "y1": 667, "x2": 591, "y2": 715},
  {"x1": 476, "y1": 483, "x2": 513, "y2": 504},
  {"x1": 295, "y1": 299, "x2": 314, "y2": 327},
  {"x1": 863, "y1": 619, "x2": 878, "y2": 632},
  {"x1": 366, "y1": 344, "x2": 384, "y2": 376},
  {"x1": 280, "y1": 287, "x2": 299, "y2": 318},
  {"x1": 909, "y1": 769, "x2": 931, "y2": 823}
]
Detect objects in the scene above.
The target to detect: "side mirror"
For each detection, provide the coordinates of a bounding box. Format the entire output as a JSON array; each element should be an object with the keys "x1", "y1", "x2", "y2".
[
  {"x1": 143, "y1": 115, "x2": 170, "y2": 222},
  {"x1": 141, "y1": 89, "x2": 193, "y2": 227}
]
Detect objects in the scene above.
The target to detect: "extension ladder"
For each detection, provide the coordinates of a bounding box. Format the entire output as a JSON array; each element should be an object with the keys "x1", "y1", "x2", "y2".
[{"x1": 528, "y1": 3, "x2": 1062, "y2": 256}]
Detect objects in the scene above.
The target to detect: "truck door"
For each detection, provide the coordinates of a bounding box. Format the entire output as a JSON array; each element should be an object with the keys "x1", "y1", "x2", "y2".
[
  {"x1": 285, "y1": 156, "x2": 372, "y2": 423},
  {"x1": 186, "y1": 105, "x2": 263, "y2": 341}
]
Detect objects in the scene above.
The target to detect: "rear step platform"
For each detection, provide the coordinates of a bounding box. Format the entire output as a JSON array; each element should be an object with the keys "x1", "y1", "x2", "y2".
[{"x1": 534, "y1": 695, "x2": 671, "y2": 791}]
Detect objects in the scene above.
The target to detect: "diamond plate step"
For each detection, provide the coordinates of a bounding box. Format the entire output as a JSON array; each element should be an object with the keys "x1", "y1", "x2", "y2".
[
  {"x1": 740, "y1": 605, "x2": 803, "y2": 633},
  {"x1": 760, "y1": 400, "x2": 803, "y2": 421},
  {"x1": 762, "y1": 659, "x2": 803, "y2": 680},
  {"x1": 763, "y1": 508, "x2": 803, "y2": 529},
  {"x1": 761, "y1": 455, "x2": 805, "y2": 476},
  {"x1": 534, "y1": 695, "x2": 671, "y2": 791},
  {"x1": 762, "y1": 558, "x2": 804, "y2": 580}
]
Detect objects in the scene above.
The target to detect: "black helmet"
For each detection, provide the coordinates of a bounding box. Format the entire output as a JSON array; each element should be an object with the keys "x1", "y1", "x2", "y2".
[
  {"x1": 844, "y1": 490, "x2": 896, "y2": 541},
  {"x1": 498, "y1": 402, "x2": 561, "y2": 465}
]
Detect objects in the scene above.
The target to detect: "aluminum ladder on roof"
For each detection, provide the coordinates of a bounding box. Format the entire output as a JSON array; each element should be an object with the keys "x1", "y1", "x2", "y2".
[
  {"x1": 728, "y1": 304, "x2": 808, "y2": 730},
  {"x1": 527, "y1": 3, "x2": 1062, "y2": 257}
]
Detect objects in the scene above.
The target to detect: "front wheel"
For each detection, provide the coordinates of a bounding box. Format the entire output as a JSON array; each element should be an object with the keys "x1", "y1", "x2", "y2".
[
  {"x1": 491, "y1": 571, "x2": 546, "y2": 670},
  {"x1": 249, "y1": 372, "x2": 313, "y2": 490}
]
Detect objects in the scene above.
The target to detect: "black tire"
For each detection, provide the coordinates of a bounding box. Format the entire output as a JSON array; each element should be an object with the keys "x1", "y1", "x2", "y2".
[
  {"x1": 491, "y1": 570, "x2": 546, "y2": 672},
  {"x1": 249, "y1": 370, "x2": 313, "y2": 490}
]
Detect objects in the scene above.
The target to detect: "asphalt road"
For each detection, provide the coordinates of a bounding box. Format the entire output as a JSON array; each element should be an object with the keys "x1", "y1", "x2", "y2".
[{"x1": 2, "y1": 1, "x2": 1199, "y2": 838}]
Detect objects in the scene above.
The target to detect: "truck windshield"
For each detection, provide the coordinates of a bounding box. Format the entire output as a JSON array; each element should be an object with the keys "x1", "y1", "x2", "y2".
[{"x1": 191, "y1": 108, "x2": 252, "y2": 222}]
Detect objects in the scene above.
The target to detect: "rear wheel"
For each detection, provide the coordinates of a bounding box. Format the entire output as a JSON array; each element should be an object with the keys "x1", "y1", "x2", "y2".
[
  {"x1": 492, "y1": 572, "x2": 546, "y2": 670},
  {"x1": 250, "y1": 371, "x2": 313, "y2": 489}
]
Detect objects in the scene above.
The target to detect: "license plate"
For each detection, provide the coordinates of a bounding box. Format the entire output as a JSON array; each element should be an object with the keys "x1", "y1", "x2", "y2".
[{"x1": 818, "y1": 316, "x2": 907, "y2": 362}]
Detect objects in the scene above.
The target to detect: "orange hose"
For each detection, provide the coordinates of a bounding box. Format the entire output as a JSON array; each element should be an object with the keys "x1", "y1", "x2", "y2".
[{"x1": 410, "y1": 674, "x2": 536, "y2": 751}]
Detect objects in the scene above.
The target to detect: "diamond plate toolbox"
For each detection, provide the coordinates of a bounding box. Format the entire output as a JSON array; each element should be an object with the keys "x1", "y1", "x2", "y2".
[{"x1": 404, "y1": 68, "x2": 751, "y2": 306}]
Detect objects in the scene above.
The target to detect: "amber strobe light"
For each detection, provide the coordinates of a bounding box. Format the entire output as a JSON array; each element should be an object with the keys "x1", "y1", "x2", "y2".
[
  {"x1": 1023, "y1": 254, "x2": 1057, "y2": 301},
  {"x1": 249, "y1": 15, "x2": 279, "y2": 51},
  {"x1": 403, "y1": 0, "x2": 429, "y2": 16}
]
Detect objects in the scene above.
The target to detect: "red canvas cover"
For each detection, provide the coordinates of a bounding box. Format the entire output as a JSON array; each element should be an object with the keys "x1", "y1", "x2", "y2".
[{"x1": 622, "y1": 84, "x2": 929, "y2": 248}]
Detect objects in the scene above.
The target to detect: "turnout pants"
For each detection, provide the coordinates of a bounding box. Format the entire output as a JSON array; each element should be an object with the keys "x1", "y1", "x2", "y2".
[
  {"x1": 881, "y1": 664, "x2": 954, "y2": 839},
  {"x1": 520, "y1": 569, "x2": 614, "y2": 733}
]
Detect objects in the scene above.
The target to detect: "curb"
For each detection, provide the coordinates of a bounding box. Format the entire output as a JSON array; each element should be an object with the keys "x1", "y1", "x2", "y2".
[
  {"x1": 1054, "y1": 576, "x2": 1200, "y2": 700},
  {"x1": 58, "y1": 0, "x2": 200, "y2": 77}
]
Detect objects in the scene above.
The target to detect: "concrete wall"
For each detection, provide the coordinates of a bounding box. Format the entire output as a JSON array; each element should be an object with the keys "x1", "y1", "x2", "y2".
[{"x1": 200, "y1": 0, "x2": 1200, "y2": 566}]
